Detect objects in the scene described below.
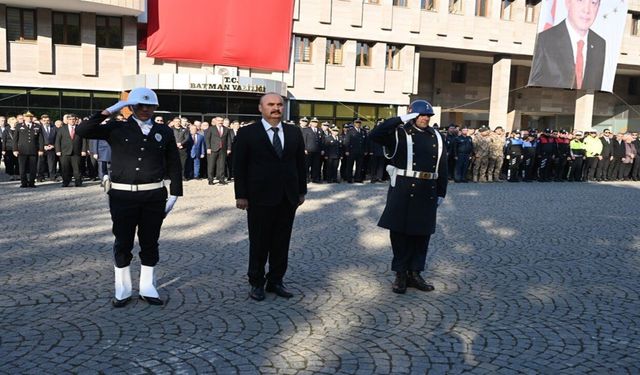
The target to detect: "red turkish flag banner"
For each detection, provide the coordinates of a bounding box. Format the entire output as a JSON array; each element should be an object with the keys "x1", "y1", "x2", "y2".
[{"x1": 146, "y1": 0, "x2": 295, "y2": 71}]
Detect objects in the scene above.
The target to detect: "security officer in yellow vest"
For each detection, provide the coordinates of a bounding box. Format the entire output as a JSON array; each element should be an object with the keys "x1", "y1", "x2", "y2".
[
  {"x1": 77, "y1": 88, "x2": 183, "y2": 308},
  {"x1": 369, "y1": 99, "x2": 448, "y2": 294}
]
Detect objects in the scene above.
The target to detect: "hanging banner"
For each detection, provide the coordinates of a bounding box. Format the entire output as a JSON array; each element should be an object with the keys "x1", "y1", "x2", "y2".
[
  {"x1": 146, "y1": 0, "x2": 295, "y2": 71},
  {"x1": 528, "y1": 0, "x2": 628, "y2": 92}
]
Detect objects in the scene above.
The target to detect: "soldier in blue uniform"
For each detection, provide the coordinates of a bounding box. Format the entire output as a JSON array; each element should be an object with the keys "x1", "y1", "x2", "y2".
[
  {"x1": 369, "y1": 100, "x2": 448, "y2": 294},
  {"x1": 77, "y1": 88, "x2": 183, "y2": 308}
]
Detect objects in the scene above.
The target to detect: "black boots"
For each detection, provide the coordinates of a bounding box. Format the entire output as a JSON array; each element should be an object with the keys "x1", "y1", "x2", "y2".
[
  {"x1": 392, "y1": 272, "x2": 407, "y2": 294},
  {"x1": 407, "y1": 271, "x2": 435, "y2": 292}
]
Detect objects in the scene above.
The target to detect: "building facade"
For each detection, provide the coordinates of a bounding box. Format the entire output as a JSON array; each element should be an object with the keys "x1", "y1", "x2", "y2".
[{"x1": 2, "y1": 0, "x2": 640, "y2": 131}]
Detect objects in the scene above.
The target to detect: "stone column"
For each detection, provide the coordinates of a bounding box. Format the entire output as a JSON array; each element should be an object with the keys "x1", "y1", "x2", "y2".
[
  {"x1": 81, "y1": 12, "x2": 96, "y2": 76},
  {"x1": 488, "y1": 55, "x2": 511, "y2": 129},
  {"x1": 37, "y1": 8, "x2": 53, "y2": 74},
  {"x1": 574, "y1": 91, "x2": 595, "y2": 131}
]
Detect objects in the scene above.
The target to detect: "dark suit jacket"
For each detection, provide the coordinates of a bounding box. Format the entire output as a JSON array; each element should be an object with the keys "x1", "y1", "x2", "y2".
[
  {"x1": 301, "y1": 127, "x2": 323, "y2": 153},
  {"x1": 343, "y1": 127, "x2": 367, "y2": 155},
  {"x1": 600, "y1": 137, "x2": 613, "y2": 158},
  {"x1": 55, "y1": 125, "x2": 87, "y2": 156},
  {"x1": 612, "y1": 139, "x2": 626, "y2": 158},
  {"x1": 206, "y1": 125, "x2": 230, "y2": 152},
  {"x1": 529, "y1": 20, "x2": 605, "y2": 90},
  {"x1": 41, "y1": 125, "x2": 57, "y2": 146},
  {"x1": 14, "y1": 123, "x2": 44, "y2": 155},
  {"x1": 233, "y1": 120, "x2": 307, "y2": 206}
]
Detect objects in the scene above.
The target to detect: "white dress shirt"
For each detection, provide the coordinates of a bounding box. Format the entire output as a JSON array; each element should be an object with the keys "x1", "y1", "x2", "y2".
[
  {"x1": 262, "y1": 119, "x2": 284, "y2": 150},
  {"x1": 132, "y1": 116, "x2": 153, "y2": 136},
  {"x1": 565, "y1": 21, "x2": 588, "y2": 77}
]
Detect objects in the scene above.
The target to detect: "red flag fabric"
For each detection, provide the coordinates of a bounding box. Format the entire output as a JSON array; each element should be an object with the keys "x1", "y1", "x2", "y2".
[{"x1": 146, "y1": 0, "x2": 294, "y2": 71}]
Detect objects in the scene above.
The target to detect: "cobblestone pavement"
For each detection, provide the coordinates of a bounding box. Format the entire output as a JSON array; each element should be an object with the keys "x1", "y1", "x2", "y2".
[{"x1": 1, "y1": 174, "x2": 640, "y2": 374}]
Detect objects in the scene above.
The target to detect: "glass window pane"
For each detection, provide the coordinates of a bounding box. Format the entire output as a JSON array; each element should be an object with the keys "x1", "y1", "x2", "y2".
[
  {"x1": 298, "y1": 103, "x2": 312, "y2": 117},
  {"x1": 68, "y1": 14, "x2": 79, "y2": 26},
  {"x1": 92, "y1": 92, "x2": 120, "y2": 110},
  {"x1": 336, "y1": 104, "x2": 355, "y2": 118},
  {"x1": 7, "y1": 9, "x2": 21, "y2": 41},
  {"x1": 96, "y1": 16, "x2": 106, "y2": 27},
  {"x1": 53, "y1": 23, "x2": 64, "y2": 44},
  {"x1": 61, "y1": 91, "x2": 91, "y2": 109},
  {"x1": 23, "y1": 10, "x2": 36, "y2": 40},
  {"x1": 30, "y1": 90, "x2": 60, "y2": 108},
  {"x1": 53, "y1": 13, "x2": 64, "y2": 25},
  {"x1": 314, "y1": 103, "x2": 333, "y2": 117},
  {"x1": 68, "y1": 24, "x2": 80, "y2": 45},
  {"x1": 378, "y1": 106, "x2": 396, "y2": 119},
  {"x1": 357, "y1": 105, "x2": 376, "y2": 121},
  {"x1": 157, "y1": 94, "x2": 179, "y2": 112}
]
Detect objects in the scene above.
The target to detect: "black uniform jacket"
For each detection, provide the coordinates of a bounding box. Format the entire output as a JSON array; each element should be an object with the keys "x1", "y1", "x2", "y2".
[
  {"x1": 369, "y1": 117, "x2": 448, "y2": 236},
  {"x1": 322, "y1": 134, "x2": 342, "y2": 159},
  {"x1": 344, "y1": 127, "x2": 367, "y2": 155},
  {"x1": 77, "y1": 112, "x2": 183, "y2": 198},
  {"x1": 15, "y1": 123, "x2": 44, "y2": 155},
  {"x1": 233, "y1": 121, "x2": 307, "y2": 206},
  {"x1": 301, "y1": 127, "x2": 323, "y2": 153}
]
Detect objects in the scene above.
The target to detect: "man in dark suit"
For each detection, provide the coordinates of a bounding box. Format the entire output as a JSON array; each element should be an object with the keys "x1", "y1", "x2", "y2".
[
  {"x1": 170, "y1": 119, "x2": 190, "y2": 179},
  {"x1": 206, "y1": 116, "x2": 230, "y2": 185},
  {"x1": 609, "y1": 132, "x2": 626, "y2": 180},
  {"x1": 38, "y1": 114, "x2": 58, "y2": 181},
  {"x1": 14, "y1": 111, "x2": 44, "y2": 188},
  {"x1": 55, "y1": 114, "x2": 87, "y2": 187},
  {"x1": 528, "y1": 0, "x2": 605, "y2": 90},
  {"x1": 226, "y1": 121, "x2": 239, "y2": 181},
  {"x1": 596, "y1": 129, "x2": 613, "y2": 181},
  {"x1": 343, "y1": 118, "x2": 367, "y2": 183},
  {"x1": 233, "y1": 92, "x2": 307, "y2": 301},
  {"x1": 322, "y1": 126, "x2": 342, "y2": 183}
]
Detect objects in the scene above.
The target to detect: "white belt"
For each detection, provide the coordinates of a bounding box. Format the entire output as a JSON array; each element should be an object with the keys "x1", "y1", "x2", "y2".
[
  {"x1": 396, "y1": 169, "x2": 438, "y2": 180},
  {"x1": 110, "y1": 181, "x2": 166, "y2": 192}
]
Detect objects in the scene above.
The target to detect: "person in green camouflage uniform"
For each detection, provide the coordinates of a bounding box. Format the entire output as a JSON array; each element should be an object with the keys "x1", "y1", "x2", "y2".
[
  {"x1": 487, "y1": 127, "x2": 506, "y2": 182},
  {"x1": 472, "y1": 127, "x2": 492, "y2": 182}
]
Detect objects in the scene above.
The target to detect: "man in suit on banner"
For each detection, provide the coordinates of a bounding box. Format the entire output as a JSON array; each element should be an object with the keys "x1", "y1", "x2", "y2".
[
  {"x1": 233, "y1": 92, "x2": 307, "y2": 302},
  {"x1": 529, "y1": 0, "x2": 605, "y2": 90}
]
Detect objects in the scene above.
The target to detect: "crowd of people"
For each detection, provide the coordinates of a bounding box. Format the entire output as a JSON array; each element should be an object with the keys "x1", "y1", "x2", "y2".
[{"x1": 2, "y1": 111, "x2": 640, "y2": 186}]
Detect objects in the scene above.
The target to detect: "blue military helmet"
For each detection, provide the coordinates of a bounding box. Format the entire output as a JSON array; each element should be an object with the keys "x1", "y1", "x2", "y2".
[{"x1": 408, "y1": 99, "x2": 435, "y2": 116}]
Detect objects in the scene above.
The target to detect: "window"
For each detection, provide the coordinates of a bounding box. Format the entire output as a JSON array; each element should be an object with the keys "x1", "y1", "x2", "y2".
[
  {"x1": 451, "y1": 62, "x2": 467, "y2": 83},
  {"x1": 96, "y1": 16, "x2": 122, "y2": 48},
  {"x1": 294, "y1": 36, "x2": 313, "y2": 63},
  {"x1": 326, "y1": 39, "x2": 344, "y2": 65},
  {"x1": 6, "y1": 8, "x2": 36, "y2": 41},
  {"x1": 393, "y1": 0, "x2": 408, "y2": 6},
  {"x1": 356, "y1": 42, "x2": 372, "y2": 67},
  {"x1": 501, "y1": 0, "x2": 513, "y2": 20},
  {"x1": 421, "y1": 0, "x2": 436, "y2": 11},
  {"x1": 449, "y1": 0, "x2": 463, "y2": 14},
  {"x1": 386, "y1": 45, "x2": 401, "y2": 70},
  {"x1": 525, "y1": 0, "x2": 537, "y2": 23},
  {"x1": 475, "y1": 0, "x2": 488, "y2": 17},
  {"x1": 632, "y1": 13, "x2": 640, "y2": 36},
  {"x1": 53, "y1": 12, "x2": 80, "y2": 45}
]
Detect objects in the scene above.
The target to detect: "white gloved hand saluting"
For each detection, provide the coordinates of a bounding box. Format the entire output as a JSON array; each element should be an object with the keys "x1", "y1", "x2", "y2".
[
  {"x1": 165, "y1": 195, "x2": 178, "y2": 215},
  {"x1": 400, "y1": 113, "x2": 419, "y2": 123},
  {"x1": 437, "y1": 196, "x2": 444, "y2": 207},
  {"x1": 105, "y1": 100, "x2": 133, "y2": 115}
]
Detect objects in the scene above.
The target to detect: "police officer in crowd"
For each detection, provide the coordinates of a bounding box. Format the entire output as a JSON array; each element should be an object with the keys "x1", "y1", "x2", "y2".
[
  {"x1": 453, "y1": 126, "x2": 473, "y2": 183},
  {"x1": 14, "y1": 111, "x2": 44, "y2": 188},
  {"x1": 77, "y1": 87, "x2": 183, "y2": 308},
  {"x1": 368, "y1": 119, "x2": 387, "y2": 183},
  {"x1": 568, "y1": 131, "x2": 586, "y2": 181},
  {"x1": 505, "y1": 131, "x2": 524, "y2": 182},
  {"x1": 555, "y1": 130, "x2": 571, "y2": 181},
  {"x1": 369, "y1": 99, "x2": 447, "y2": 294}
]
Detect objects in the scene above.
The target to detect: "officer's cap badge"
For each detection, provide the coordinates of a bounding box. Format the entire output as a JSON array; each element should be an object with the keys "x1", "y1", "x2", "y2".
[{"x1": 155, "y1": 133, "x2": 162, "y2": 142}]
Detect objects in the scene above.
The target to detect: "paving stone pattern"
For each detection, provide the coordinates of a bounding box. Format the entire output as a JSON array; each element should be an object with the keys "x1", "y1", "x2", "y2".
[{"x1": 1, "y1": 177, "x2": 640, "y2": 374}]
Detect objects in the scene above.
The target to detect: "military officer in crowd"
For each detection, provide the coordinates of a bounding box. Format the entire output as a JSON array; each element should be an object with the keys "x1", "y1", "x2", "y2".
[
  {"x1": 472, "y1": 126, "x2": 491, "y2": 182},
  {"x1": 301, "y1": 117, "x2": 323, "y2": 183},
  {"x1": 13, "y1": 111, "x2": 44, "y2": 188},
  {"x1": 343, "y1": 118, "x2": 368, "y2": 183},
  {"x1": 369, "y1": 99, "x2": 447, "y2": 294},
  {"x1": 322, "y1": 126, "x2": 343, "y2": 183},
  {"x1": 77, "y1": 87, "x2": 183, "y2": 308}
]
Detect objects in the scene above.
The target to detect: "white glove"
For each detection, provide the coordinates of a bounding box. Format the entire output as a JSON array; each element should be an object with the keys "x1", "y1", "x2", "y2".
[
  {"x1": 165, "y1": 195, "x2": 178, "y2": 215},
  {"x1": 437, "y1": 196, "x2": 444, "y2": 206},
  {"x1": 400, "y1": 113, "x2": 419, "y2": 123},
  {"x1": 105, "y1": 100, "x2": 132, "y2": 115}
]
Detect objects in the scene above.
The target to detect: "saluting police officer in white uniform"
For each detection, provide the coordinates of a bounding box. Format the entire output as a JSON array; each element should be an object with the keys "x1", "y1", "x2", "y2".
[
  {"x1": 369, "y1": 99, "x2": 448, "y2": 294},
  {"x1": 77, "y1": 88, "x2": 183, "y2": 307}
]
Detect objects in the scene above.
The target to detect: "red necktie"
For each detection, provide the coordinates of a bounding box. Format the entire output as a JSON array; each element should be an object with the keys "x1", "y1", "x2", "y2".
[
  {"x1": 70, "y1": 126, "x2": 75, "y2": 140},
  {"x1": 575, "y1": 40, "x2": 584, "y2": 89}
]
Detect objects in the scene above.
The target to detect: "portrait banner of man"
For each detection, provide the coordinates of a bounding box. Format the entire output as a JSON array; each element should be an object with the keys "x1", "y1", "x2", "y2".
[{"x1": 528, "y1": 0, "x2": 628, "y2": 92}]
